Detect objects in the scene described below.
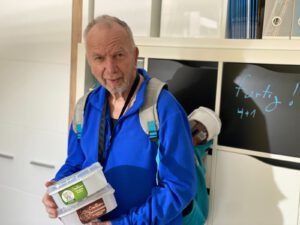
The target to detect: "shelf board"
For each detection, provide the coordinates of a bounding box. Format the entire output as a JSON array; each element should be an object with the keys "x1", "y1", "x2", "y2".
[
  {"x1": 135, "y1": 37, "x2": 300, "y2": 51},
  {"x1": 136, "y1": 37, "x2": 300, "y2": 65}
]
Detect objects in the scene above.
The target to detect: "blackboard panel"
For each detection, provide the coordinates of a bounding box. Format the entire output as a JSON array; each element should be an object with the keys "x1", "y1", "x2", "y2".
[
  {"x1": 219, "y1": 63, "x2": 300, "y2": 158},
  {"x1": 148, "y1": 59, "x2": 218, "y2": 114}
]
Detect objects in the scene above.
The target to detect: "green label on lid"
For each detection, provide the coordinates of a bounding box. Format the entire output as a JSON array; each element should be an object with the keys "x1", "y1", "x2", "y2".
[{"x1": 59, "y1": 181, "x2": 88, "y2": 205}]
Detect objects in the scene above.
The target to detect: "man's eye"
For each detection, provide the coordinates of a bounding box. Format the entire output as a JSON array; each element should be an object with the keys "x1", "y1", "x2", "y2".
[
  {"x1": 116, "y1": 53, "x2": 124, "y2": 58},
  {"x1": 94, "y1": 56, "x2": 104, "y2": 61}
]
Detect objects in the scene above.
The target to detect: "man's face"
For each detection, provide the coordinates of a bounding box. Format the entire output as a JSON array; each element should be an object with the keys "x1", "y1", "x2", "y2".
[{"x1": 85, "y1": 23, "x2": 138, "y2": 95}]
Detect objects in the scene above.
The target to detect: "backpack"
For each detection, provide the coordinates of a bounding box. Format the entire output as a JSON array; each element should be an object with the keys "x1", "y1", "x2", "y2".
[
  {"x1": 73, "y1": 77, "x2": 165, "y2": 141},
  {"x1": 72, "y1": 77, "x2": 209, "y2": 225}
]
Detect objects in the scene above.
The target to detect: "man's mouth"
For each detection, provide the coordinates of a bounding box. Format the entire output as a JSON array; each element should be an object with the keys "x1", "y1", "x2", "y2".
[{"x1": 107, "y1": 78, "x2": 121, "y2": 85}]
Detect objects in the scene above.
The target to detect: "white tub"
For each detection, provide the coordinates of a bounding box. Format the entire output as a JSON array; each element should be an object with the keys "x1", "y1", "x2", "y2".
[
  {"x1": 58, "y1": 185, "x2": 117, "y2": 225},
  {"x1": 47, "y1": 162, "x2": 108, "y2": 208}
]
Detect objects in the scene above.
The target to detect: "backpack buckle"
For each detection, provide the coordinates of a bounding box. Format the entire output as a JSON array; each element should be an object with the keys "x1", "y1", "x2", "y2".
[
  {"x1": 75, "y1": 124, "x2": 82, "y2": 139},
  {"x1": 147, "y1": 120, "x2": 158, "y2": 142}
]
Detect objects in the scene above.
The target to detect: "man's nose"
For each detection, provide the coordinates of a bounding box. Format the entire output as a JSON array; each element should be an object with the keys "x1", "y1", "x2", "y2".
[{"x1": 105, "y1": 58, "x2": 117, "y2": 74}]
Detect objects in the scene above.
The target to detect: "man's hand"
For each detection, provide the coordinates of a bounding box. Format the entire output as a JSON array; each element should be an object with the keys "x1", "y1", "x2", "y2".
[{"x1": 42, "y1": 181, "x2": 58, "y2": 218}]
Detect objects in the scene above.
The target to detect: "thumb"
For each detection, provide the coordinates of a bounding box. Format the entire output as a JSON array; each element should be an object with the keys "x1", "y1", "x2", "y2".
[{"x1": 45, "y1": 180, "x2": 55, "y2": 188}]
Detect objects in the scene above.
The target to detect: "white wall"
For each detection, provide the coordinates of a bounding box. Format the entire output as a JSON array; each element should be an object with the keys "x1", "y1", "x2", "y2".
[{"x1": 0, "y1": 0, "x2": 72, "y2": 224}]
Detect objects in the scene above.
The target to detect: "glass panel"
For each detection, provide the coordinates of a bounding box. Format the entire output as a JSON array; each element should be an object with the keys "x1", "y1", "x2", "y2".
[
  {"x1": 160, "y1": 0, "x2": 222, "y2": 38},
  {"x1": 94, "y1": 0, "x2": 151, "y2": 37}
]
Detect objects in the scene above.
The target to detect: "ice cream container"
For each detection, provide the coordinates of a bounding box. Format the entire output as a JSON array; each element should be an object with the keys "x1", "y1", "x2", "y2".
[
  {"x1": 58, "y1": 184, "x2": 117, "y2": 225},
  {"x1": 47, "y1": 162, "x2": 108, "y2": 208}
]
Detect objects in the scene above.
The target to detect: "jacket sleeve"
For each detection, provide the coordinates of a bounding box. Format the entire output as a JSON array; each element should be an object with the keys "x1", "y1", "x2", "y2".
[
  {"x1": 111, "y1": 103, "x2": 197, "y2": 225},
  {"x1": 53, "y1": 124, "x2": 85, "y2": 181}
]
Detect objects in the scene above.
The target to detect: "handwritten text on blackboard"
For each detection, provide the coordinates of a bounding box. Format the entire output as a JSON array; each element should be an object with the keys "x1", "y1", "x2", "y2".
[{"x1": 234, "y1": 74, "x2": 299, "y2": 119}]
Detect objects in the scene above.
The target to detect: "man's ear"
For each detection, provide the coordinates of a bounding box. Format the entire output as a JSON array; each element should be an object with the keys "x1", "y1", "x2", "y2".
[{"x1": 134, "y1": 46, "x2": 139, "y2": 63}]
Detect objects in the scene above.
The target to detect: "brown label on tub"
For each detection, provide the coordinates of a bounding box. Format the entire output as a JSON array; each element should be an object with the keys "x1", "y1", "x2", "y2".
[{"x1": 77, "y1": 198, "x2": 107, "y2": 224}]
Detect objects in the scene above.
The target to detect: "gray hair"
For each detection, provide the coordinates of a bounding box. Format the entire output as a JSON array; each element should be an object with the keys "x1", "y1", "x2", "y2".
[{"x1": 83, "y1": 15, "x2": 136, "y2": 48}]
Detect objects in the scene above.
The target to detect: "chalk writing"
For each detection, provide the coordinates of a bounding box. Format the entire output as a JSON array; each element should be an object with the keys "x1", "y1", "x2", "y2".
[
  {"x1": 237, "y1": 108, "x2": 256, "y2": 119},
  {"x1": 289, "y1": 82, "x2": 299, "y2": 106},
  {"x1": 234, "y1": 74, "x2": 298, "y2": 119}
]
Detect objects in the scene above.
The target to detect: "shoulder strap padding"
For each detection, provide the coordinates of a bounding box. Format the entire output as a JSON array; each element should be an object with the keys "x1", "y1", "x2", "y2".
[
  {"x1": 139, "y1": 78, "x2": 166, "y2": 135},
  {"x1": 72, "y1": 89, "x2": 94, "y2": 134}
]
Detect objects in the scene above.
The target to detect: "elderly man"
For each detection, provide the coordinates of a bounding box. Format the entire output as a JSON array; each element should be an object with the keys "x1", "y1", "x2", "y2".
[{"x1": 43, "y1": 15, "x2": 196, "y2": 225}]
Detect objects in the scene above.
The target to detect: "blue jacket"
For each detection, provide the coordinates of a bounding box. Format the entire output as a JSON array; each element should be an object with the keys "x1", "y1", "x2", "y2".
[{"x1": 54, "y1": 69, "x2": 197, "y2": 225}]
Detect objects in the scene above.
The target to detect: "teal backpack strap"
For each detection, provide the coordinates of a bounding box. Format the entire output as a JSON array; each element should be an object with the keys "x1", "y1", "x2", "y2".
[
  {"x1": 72, "y1": 89, "x2": 94, "y2": 139},
  {"x1": 139, "y1": 77, "x2": 166, "y2": 142}
]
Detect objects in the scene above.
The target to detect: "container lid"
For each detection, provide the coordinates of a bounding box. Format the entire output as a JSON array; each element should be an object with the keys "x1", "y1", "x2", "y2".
[
  {"x1": 57, "y1": 184, "x2": 115, "y2": 217},
  {"x1": 47, "y1": 162, "x2": 103, "y2": 195}
]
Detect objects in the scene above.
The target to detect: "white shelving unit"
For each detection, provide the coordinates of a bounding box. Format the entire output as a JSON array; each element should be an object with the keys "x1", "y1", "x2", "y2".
[{"x1": 135, "y1": 36, "x2": 300, "y2": 225}]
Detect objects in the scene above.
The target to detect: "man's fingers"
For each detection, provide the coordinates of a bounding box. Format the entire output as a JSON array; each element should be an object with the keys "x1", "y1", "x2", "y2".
[
  {"x1": 46, "y1": 207, "x2": 58, "y2": 218},
  {"x1": 45, "y1": 180, "x2": 55, "y2": 187},
  {"x1": 42, "y1": 193, "x2": 57, "y2": 208},
  {"x1": 42, "y1": 181, "x2": 58, "y2": 219}
]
